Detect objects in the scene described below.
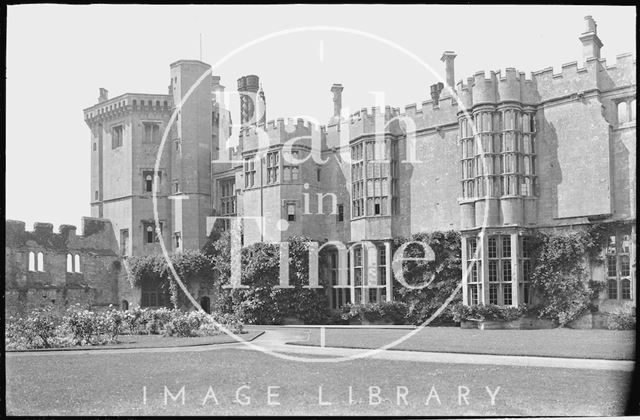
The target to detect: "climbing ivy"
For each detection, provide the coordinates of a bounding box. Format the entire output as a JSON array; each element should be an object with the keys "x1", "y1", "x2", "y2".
[{"x1": 526, "y1": 224, "x2": 609, "y2": 326}]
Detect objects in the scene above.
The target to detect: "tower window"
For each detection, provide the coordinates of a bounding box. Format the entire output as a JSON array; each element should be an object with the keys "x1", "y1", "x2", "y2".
[
  {"x1": 143, "y1": 171, "x2": 160, "y2": 193},
  {"x1": 143, "y1": 222, "x2": 163, "y2": 244},
  {"x1": 287, "y1": 203, "x2": 296, "y2": 222},
  {"x1": 174, "y1": 232, "x2": 182, "y2": 249},
  {"x1": 143, "y1": 122, "x2": 161, "y2": 143},
  {"x1": 337, "y1": 204, "x2": 344, "y2": 222},
  {"x1": 120, "y1": 229, "x2": 129, "y2": 256},
  {"x1": 112, "y1": 125, "x2": 123, "y2": 149}
]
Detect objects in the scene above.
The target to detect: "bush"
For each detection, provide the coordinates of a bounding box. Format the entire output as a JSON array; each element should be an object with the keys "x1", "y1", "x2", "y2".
[
  {"x1": 528, "y1": 226, "x2": 609, "y2": 326},
  {"x1": 607, "y1": 310, "x2": 636, "y2": 330},
  {"x1": 63, "y1": 305, "x2": 122, "y2": 345},
  {"x1": 205, "y1": 234, "x2": 331, "y2": 325},
  {"x1": 392, "y1": 231, "x2": 462, "y2": 325},
  {"x1": 451, "y1": 303, "x2": 527, "y2": 323},
  {"x1": 5, "y1": 308, "x2": 60, "y2": 350}
]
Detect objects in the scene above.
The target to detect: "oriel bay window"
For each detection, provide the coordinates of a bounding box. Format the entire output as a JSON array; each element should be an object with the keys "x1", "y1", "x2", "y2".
[
  {"x1": 459, "y1": 110, "x2": 537, "y2": 200},
  {"x1": 351, "y1": 143, "x2": 364, "y2": 217},
  {"x1": 520, "y1": 236, "x2": 533, "y2": 305},
  {"x1": 352, "y1": 139, "x2": 392, "y2": 217}
]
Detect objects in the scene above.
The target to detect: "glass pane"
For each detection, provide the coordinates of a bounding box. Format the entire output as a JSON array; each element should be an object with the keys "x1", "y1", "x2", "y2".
[{"x1": 620, "y1": 255, "x2": 630, "y2": 277}]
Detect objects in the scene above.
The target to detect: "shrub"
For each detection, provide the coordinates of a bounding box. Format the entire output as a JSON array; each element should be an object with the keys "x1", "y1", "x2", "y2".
[
  {"x1": 528, "y1": 226, "x2": 609, "y2": 326},
  {"x1": 452, "y1": 303, "x2": 527, "y2": 323},
  {"x1": 607, "y1": 310, "x2": 636, "y2": 330},
  {"x1": 6, "y1": 308, "x2": 60, "y2": 350},
  {"x1": 392, "y1": 231, "x2": 462, "y2": 325},
  {"x1": 205, "y1": 234, "x2": 331, "y2": 325},
  {"x1": 63, "y1": 305, "x2": 121, "y2": 345}
]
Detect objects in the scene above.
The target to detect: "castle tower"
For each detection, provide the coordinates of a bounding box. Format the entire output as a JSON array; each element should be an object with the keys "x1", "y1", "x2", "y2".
[
  {"x1": 169, "y1": 60, "x2": 214, "y2": 251},
  {"x1": 84, "y1": 89, "x2": 173, "y2": 257}
]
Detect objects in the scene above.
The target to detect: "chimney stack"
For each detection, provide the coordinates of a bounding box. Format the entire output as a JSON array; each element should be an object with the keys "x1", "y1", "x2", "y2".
[
  {"x1": 237, "y1": 75, "x2": 260, "y2": 126},
  {"x1": 430, "y1": 82, "x2": 444, "y2": 106},
  {"x1": 440, "y1": 51, "x2": 457, "y2": 89},
  {"x1": 98, "y1": 88, "x2": 109, "y2": 103},
  {"x1": 330, "y1": 84, "x2": 344, "y2": 118},
  {"x1": 579, "y1": 15, "x2": 603, "y2": 60}
]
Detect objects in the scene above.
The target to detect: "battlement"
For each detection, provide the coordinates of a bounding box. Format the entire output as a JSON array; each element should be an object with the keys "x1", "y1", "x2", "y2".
[
  {"x1": 5, "y1": 217, "x2": 118, "y2": 252},
  {"x1": 454, "y1": 51, "x2": 636, "y2": 108},
  {"x1": 84, "y1": 93, "x2": 173, "y2": 124}
]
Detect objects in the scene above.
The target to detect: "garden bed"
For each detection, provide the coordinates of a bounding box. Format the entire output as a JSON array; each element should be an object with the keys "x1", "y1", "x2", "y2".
[{"x1": 6, "y1": 330, "x2": 263, "y2": 352}]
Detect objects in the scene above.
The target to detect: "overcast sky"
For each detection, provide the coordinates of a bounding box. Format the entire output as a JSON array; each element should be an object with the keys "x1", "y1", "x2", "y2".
[{"x1": 5, "y1": 5, "x2": 636, "y2": 230}]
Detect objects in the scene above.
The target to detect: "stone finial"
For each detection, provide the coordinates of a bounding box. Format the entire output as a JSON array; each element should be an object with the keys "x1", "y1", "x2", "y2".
[{"x1": 330, "y1": 84, "x2": 344, "y2": 118}]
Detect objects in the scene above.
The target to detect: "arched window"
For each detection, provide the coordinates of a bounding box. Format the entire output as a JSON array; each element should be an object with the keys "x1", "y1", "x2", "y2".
[
  {"x1": 66, "y1": 254, "x2": 73, "y2": 273},
  {"x1": 146, "y1": 225, "x2": 154, "y2": 244},
  {"x1": 630, "y1": 100, "x2": 636, "y2": 122},
  {"x1": 74, "y1": 254, "x2": 81, "y2": 273},
  {"x1": 617, "y1": 102, "x2": 628, "y2": 124},
  {"x1": 200, "y1": 296, "x2": 211, "y2": 314},
  {"x1": 121, "y1": 300, "x2": 129, "y2": 311},
  {"x1": 37, "y1": 252, "x2": 44, "y2": 272},
  {"x1": 145, "y1": 175, "x2": 153, "y2": 192},
  {"x1": 28, "y1": 251, "x2": 36, "y2": 271}
]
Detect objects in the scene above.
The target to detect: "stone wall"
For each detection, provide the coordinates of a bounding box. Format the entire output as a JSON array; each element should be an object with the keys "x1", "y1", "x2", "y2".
[{"x1": 4, "y1": 218, "x2": 134, "y2": 317}]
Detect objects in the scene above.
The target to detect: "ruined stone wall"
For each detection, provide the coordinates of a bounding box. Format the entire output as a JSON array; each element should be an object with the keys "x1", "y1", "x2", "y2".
[{"x1": 4, "y1": 218, "x2": 134, "y2": 317}]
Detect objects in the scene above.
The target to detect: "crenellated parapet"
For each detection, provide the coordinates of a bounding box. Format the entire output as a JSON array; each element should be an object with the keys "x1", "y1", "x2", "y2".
[
  {"x1": 455, "y1": 52, "x2": 636, "y2": 110},
  {"x1": 5, "y1": 218, "x2": 119, "y2": 254},
  {"x1": 83, "y1": 93, "x2": 173, "y2": 126}
]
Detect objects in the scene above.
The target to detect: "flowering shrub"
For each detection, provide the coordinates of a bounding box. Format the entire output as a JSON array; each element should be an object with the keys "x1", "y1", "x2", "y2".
[
  {"x1": 6, "y1": 305, "x2": 246, "y2": 350},
  {"x1": 451, "y1": 303, "x2": 527, "y2": 323},
  {"x1": 5, "y1": 308, "x2": 59, "y2": 350},
  {"x1": 63, "y1": 305, "x2": 122, "y2": 345}
]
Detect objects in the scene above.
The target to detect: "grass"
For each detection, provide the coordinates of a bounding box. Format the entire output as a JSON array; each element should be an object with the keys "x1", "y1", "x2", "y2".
[
  {"x1": 7, "y1": 331, "x2": 263, "y2": 352},
  {"x1": 5, "y1": 346, "x2": 633, "y2": 416},
  {"x1": 287, "y1": 327, "x2": 636, "y2": 360}
]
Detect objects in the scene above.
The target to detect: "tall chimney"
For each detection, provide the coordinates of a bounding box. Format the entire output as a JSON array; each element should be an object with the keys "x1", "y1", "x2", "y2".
[
  {"x1": 330, "y1": 84, "x2": 344, "y2": 118},
  {"x1": 98, "y1": 88, "x2": 109, "y2": 103},
  {"x1": 237, "y1": 75, "x2": 260, "y2": 126},
  {"x1": 579, "y1": 15, "x2": 603, "y2": 60},
  {"x1": 430, "y1": 82, "x2": 444, "y2": 107},
  {"x1": 440, "y1": 51, "x2": 457, "y2": 89}
]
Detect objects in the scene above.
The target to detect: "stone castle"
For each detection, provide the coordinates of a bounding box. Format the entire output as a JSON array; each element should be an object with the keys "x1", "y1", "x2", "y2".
[{"x1": 6, "y1": 15, "x2": 633, "y2": 317}]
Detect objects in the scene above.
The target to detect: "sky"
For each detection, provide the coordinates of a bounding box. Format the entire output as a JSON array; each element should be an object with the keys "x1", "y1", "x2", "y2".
[{"x1": 5, "y1": 5, "x2": 636, "y2": 230}]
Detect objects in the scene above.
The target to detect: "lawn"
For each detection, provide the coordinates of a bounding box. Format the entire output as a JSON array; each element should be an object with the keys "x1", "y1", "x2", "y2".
[
  {"x1": 6, "y1": 330, "x2": 263, "y2": 352},
  {"x1": 5, "y1": 346, "x2": 634, "y2": 416},
  {"x1": 287, "y1": 327, "x2": 636, "y2": 360}
]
